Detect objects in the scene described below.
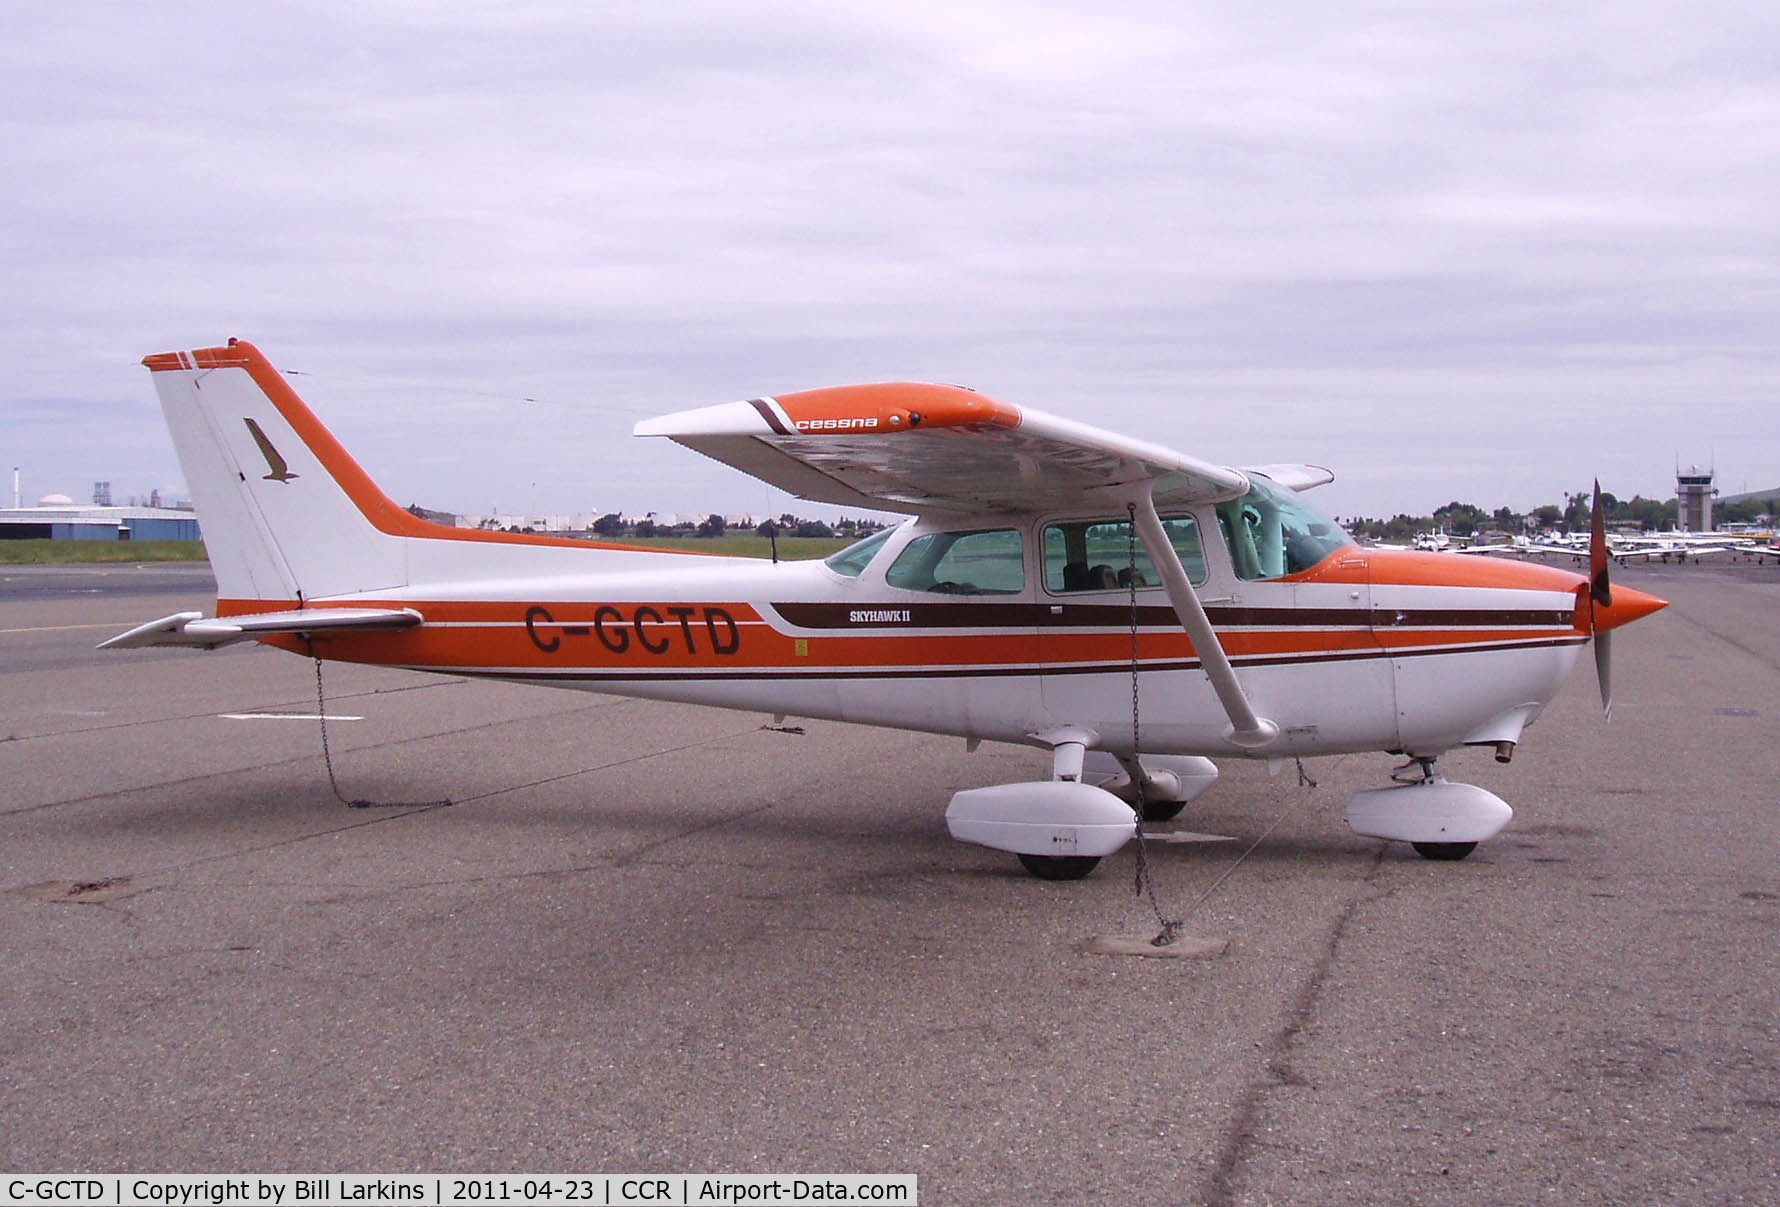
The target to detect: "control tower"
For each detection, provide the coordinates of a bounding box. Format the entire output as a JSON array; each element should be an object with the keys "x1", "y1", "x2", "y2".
[{"x1": 1676, "y1": 465, "x2": 1716, "y2": 532}]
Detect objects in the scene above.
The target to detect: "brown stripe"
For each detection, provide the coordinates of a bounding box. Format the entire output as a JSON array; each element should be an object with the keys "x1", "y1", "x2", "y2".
[
  {"x1": 770, "y1": 601, "x2": 1577, "y2": 631},
  {"x1": 421, "y1": 635, "x2": 1585, "y2": 685},
  {"x1": 748, "y1": 397, "x2": 793, "y2": 436}
]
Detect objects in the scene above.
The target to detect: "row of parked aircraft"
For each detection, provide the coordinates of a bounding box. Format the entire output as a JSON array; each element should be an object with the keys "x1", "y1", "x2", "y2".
[
  {"x1": 1383, "y1": 529, "x2": 1778, "y2": 564},
  {"x1": 104, "y1": 340, "x2": 1668, "y2": 878}
]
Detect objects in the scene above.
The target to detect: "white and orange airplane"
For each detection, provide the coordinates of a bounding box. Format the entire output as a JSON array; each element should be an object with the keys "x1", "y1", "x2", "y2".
[{"x1": 104, "y1": 340, "x2": 1667, "y2": 878}]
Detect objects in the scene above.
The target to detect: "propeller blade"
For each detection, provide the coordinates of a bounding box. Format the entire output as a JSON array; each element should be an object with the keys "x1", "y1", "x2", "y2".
[
  {"x1": 1589, "y1": 479, "x2": 1611, "y2": 607},
  {"x1": 1594, "y1": 628, "x2": 1613, "y2": 720},
  {"x1": 1584, "y1": 482, "x2": 1661, "y2": 718},
  {"x1": 1589, "y1": 481, "x2": 1613, "y2": 718}
]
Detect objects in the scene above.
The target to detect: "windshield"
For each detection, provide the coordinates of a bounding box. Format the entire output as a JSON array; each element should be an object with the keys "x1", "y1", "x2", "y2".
[
  {"x1": 1214, "y1": 476, "x2": 1353, "y2": 580},
  {"x1": 823, "y1": 528, "x2": 895, "y2": 577}
]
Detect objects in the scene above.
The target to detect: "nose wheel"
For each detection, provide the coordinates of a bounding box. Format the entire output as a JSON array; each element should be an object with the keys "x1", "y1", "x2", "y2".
[
  {"x1": 1346, "y1": 757, "x2": 1512, "y2": 859},
  {"x1": 1398, "y1": 760, "x2": 1478, "y2": 858}
]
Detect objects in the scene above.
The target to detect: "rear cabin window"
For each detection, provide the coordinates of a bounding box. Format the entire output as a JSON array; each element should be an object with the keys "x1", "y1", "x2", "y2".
[
  {"x1": 1214, "y1": 477, "x2": 1353, "y2": 581},
  {"x1": 884, "y1": 528, "x2": 1026, "y2": 595},
  {"x1": 1043, "y1": 516, "x2": 1206, "y2": 591}
]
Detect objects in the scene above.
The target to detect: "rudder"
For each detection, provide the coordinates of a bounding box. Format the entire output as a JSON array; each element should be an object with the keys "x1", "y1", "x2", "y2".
[{"x1": 144, "y1": 341, "x2": 409, "y2": 604}]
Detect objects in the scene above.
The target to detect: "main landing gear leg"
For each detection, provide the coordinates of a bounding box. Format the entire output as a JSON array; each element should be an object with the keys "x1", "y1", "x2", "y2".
[
  {"x1": 945, "y1": 728, "x2": 1137, "y2": 881},
  {"x1": 1018, "y1": 733, "x2": 1104, "y2": 880},
  {"x1": 1112, "y1": 753, "x2": 1189, "y2": 822}
]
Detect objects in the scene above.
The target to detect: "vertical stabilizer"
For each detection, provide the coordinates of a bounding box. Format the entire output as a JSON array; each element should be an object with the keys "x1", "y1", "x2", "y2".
[{"x1": 144, "y1": 342, "x2": 409, "y2": 603}]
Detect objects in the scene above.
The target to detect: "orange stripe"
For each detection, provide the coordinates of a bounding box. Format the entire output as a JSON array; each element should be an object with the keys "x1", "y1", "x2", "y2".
[
  {"x1": 226, "y1": 596, "x2": 1573, "y2": 677},
  {"x1": 303, "y1": 624, "x2": 1039, "y2": 672},
  {"x1": 1306, "y1": 549, "x2": 1588, "y2": 593},
  {"x1": 770, "y1": 382, "x2": 1021, "y2": 434}
]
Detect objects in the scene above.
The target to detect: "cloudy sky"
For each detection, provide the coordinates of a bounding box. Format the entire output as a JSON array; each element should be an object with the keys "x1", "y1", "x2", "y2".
[{"x1": 4, "y1": 0, "x2": 1776, "y2": 523}]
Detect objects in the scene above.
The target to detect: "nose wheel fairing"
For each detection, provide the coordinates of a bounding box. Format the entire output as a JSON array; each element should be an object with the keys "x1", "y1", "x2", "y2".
[{"x1": 1345, "y1": 775, "x2": 1513, "y2": 849}]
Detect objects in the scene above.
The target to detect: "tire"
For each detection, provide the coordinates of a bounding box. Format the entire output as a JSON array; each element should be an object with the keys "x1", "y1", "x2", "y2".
[
  {"x1": 1412, "y1": 841, "x2": 1478, "y2": 861},
  {"x1": 1140, "y1": 798, "x2": 1187, "y2": 823},
  {"x1": 1017, "y1": 853, "x2": 1102, "y2": 880}
]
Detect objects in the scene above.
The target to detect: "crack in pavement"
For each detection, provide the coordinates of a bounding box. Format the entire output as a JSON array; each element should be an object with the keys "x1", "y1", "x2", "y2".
[{"x1": 1204, "y1": 846, "x2": 1387, "y2": 1205}]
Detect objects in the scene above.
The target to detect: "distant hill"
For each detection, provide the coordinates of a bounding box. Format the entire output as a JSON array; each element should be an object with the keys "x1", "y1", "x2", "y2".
[{"x1": 1720, "y1": 486, "x2": 1780, "y2": 504}]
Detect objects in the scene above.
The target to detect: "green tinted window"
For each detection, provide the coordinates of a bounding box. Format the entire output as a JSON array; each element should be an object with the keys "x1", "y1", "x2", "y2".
[
  {"x1": 824, "y1": 528, "x2": 894, "y2": 578},
  {"x1": 1043, "y1": 516, "x2": 1205, "y2": 591},
  {"x1": 885, "y1": 528, "x2": 1025, "y2": 595},
  {"x1": 1215, "y1": 477, "x2": 1353, "y2": 580}
]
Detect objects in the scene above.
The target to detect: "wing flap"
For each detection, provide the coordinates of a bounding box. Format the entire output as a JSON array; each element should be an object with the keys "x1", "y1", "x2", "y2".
[
  {"x1": 636, "y1": 383, "x2": 1250, "y2": 513},
  {"x1": 100, "y1": 607, "x2": 423, "y2": 650}
]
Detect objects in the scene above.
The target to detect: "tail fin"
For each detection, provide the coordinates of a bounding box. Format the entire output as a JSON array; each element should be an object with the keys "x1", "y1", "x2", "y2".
[
  {"x1": 147, "y1": 340, "x2": 701, "y2": 608},
  {"x1": 144, "y1": 341, "x2": 413, "y2": 602}
]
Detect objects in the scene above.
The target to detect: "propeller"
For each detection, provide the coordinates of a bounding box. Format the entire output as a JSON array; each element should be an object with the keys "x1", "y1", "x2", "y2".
[
  {"x1": 1589, "y1": 481, "x2": 1613, "y2": 718},
  {"x1": 1595, "y1": 629, "x2": 1613, "y2": 719},
  {"x1": 1586, "y1": 482, "x2": 1669, "y2": 718}
]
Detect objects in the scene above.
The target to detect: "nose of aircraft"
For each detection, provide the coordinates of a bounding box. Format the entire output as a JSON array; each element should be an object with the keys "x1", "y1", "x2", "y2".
[{"x1": 1592, "y1": 583, "x2": 1667, "y2": 634}]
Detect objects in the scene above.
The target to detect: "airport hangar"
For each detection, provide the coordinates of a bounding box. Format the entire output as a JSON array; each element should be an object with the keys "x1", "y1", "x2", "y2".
[{"x1": 0, "y1": 499, "x2": 200, "y2": 542}]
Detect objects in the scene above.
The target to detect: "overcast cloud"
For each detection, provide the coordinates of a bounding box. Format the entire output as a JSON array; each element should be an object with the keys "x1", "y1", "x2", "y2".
[{"x1": 4, "y1": 0, "x2": 1777, "y2": 522}]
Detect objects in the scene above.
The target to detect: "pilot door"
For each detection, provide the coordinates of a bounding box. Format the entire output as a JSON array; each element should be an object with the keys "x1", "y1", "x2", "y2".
[{"x1": 1208, "y1": 486, "x2": 1400, "y2": 755}]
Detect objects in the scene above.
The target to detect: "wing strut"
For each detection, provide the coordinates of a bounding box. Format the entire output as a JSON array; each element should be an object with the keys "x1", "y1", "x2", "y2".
[{"x1": 1126, "y1": 490, "x2": 1280, "y2": 750}]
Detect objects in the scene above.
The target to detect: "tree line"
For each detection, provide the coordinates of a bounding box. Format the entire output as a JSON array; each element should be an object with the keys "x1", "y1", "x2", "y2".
[
  {"x1": 430, "y1": 496, "x2": 1776, "y2": 546},
  {"x1": 588, "y1": 512, "x2": 890, "y2": 540},
  {"x1": 1343, "y1": 491, "x2": 1777, "y2": 544}
]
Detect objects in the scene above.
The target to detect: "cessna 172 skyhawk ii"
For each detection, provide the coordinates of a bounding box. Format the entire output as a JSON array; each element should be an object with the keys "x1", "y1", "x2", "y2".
[{"x1": 104, "y1": 340, "x2": 1667, "y2": 879}]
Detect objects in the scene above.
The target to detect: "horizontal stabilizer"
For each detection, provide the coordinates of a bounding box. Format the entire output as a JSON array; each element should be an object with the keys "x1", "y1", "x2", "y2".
[{"x1": 99, "y1": 607, "x2": 422, "y2": 651}]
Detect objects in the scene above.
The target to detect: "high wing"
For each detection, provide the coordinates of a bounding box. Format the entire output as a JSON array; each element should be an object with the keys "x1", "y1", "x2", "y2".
[
  {"x1": 637, "y1": 380, "x2": 1328, "y2": 752},
  {"x1": 634, "y1": 383, "x2": 1262, "y2": 514}
]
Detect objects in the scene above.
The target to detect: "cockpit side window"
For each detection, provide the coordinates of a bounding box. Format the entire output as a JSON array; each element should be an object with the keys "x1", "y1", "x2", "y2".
[
  {"x1": 824, "y1": 527, "x2": 895, "y2": 578},
  {"x1": 884, "y1": 528, "x2": 1025, "y2": 595},
  {"x1": 1043, "y1": 516, "x2": 1205, "y2": 591},
  {"x1": 1214, "y1": 476, "x2": 1353, "y2": 581}
]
